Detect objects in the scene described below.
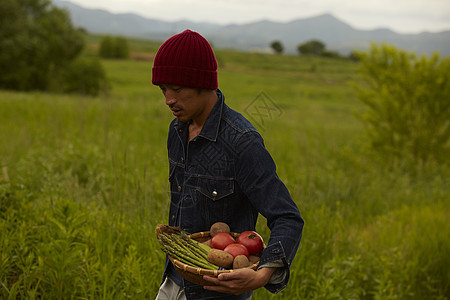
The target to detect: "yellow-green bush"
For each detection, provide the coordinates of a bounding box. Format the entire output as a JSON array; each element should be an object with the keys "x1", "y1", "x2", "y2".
[{"x1": 354, "y1": 44, "x2": 450, "y2": 168}]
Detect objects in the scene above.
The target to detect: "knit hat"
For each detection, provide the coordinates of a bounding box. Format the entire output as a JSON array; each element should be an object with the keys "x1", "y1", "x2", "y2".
[{"x1": 152, "y1": 29, "x2": 218, "y2": 90}]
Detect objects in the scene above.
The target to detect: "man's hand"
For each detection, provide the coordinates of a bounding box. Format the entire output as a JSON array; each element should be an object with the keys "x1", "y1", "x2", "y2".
[{"x1": 202, "y1": 267, "x2": 276, "y2": 295}]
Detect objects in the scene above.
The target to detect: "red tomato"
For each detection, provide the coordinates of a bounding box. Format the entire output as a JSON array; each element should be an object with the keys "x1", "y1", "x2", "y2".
[
  {"x1": 211, "y1": 232, "x2": 235, "y2": 250},
  {"x1": 224, "y1": 243, "x2": 249, "y2": 258},
  {"x1": 237, "y1": 231, "x2": 264, "y2": 255}
]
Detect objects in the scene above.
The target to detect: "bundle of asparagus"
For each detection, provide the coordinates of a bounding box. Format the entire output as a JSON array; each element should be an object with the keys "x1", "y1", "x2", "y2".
[{"x1": 156, "y1": 224, "x2": 220, "y2": 270}]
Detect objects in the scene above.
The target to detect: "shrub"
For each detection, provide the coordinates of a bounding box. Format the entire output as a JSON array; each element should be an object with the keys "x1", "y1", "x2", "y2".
[
  {"x1": 353, "y1": 44, "x2": 450, "y2": 167},
  {"x1": 99, "y1": 35, "x2": 114, "y2": 58},
  {"x1": 113, "y1": 37, "x2": 130, "y2": 59},
  {"x1": 99, "y1": 35, "x2": 129, "y2": 59},
  {"x1": 60, "y1": 57, "x2": 109, "y2": 96},
  {"x1": 298, "y1": 40, "x2": 326, "y2": 56},
  {"x1": 322, "y1": 50, "x2": 341, "y2": 59},
  {"x1": 348, "y1": 50, "x2": 361, "y2": 62}
]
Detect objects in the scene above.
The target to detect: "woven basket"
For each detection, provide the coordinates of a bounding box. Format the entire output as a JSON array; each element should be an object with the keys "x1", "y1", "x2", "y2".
[{"x1": 157, "y1": 225, "x2": 259, "y2": 286}]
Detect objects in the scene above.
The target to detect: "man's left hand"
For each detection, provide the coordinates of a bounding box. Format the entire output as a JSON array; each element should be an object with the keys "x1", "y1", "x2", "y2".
[{"x1": 202, "y1": 267, "x2": 275, "y2": 295}]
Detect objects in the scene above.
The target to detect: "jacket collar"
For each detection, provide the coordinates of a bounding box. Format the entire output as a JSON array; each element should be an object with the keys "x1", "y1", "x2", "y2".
[
  {"x1": 198, "y1": 89, "x2": 224, "y2": 142},
  {"x1": 173, "y1": 89, "x2": 224, "y2": 142}
]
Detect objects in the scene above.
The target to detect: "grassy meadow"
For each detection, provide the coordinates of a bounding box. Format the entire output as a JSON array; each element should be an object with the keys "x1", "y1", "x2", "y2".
[{"x1": 0, "y1": 36, "x2": 449, "y2": 299}]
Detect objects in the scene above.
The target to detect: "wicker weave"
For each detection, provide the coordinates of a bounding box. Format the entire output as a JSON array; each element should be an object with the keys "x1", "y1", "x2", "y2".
[{"x1": 157, "y1": 225, "x2": 259, "y2": 286}]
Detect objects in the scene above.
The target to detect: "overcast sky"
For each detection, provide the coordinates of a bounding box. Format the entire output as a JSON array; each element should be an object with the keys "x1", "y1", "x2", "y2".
[{"x1": 65, "y1": 0, "x2": 450, "y2": 34}]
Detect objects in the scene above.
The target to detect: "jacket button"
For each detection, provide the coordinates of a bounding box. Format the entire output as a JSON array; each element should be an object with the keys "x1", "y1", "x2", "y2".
[
  {"x1": 180, "y1": 157, "x2": 184, "y2": 163},
  {"x1": 177, "y1": 186, "x2": 182, "y2": 192},
  {"x1": 212, "y1": 190, "x2": 218, "y2": 197},
  {"x1": 171, "y1": 215, "x2": 175, "y2": 221}
]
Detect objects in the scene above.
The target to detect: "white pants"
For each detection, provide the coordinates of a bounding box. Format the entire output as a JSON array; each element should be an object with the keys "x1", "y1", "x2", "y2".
[{"x1": 155, "y1": 277, "x2": 186, "y2": 300}]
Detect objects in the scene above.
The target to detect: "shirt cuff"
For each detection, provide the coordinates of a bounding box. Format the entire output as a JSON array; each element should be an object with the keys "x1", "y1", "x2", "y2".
[{"x1": 257, "y1": 259, "x2": 287, "y2": 285}]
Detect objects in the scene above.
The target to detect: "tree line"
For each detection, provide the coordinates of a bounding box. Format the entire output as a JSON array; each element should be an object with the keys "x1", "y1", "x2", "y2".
[{"x1": 270, "y1": 39, "x2": 358, "y2": 60}]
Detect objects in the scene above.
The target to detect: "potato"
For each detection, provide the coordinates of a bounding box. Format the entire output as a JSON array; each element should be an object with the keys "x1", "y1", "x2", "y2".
[
  {"x1": 210, "y1": 222, "x2": 230, "y2": 237},
  {"x1": 201, "y1": 238, "x2": 211, "y2": 247},
  {"x1": 233, "y1": 255, "x2": 250, "y2": 269},
  {"x1": 248, "y1": 255, "x2": 260, "y2": 265},
  {"x1": 207, "y1": 249, "x2": 234, "y2": 269}
]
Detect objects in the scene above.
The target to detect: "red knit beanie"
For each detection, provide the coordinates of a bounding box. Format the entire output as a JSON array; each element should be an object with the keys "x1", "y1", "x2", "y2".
[{"x1": 152, "y1": 29, "x2": 218, "y2": 90}]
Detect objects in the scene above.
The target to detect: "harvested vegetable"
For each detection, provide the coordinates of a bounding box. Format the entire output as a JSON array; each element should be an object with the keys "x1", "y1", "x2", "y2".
[
  {"x1": 224, "y1": 243, "x2": 249, "y2": 258},
  {"x1": 156, "y1": 224, "x2": 219, "y2": 270},
  {"x1": 201, "y1": 238, "x2": 212, "y2": 247},
  {"x1": 207, "y1": 249, "x2": 234, "y2": 269},
  {"x1": 249, "y1": 255, "x2": 260, "y2": 265},
  {"x1": 211, "y1": 232, "x2": 235, "y2": 250},
  {"x1": 233, "y1": 255, "x2": 250, "y2": 269},
  {"x1": 210, "y1": 222, "x2": 231, "y2": 237},
  {"x1": 237, "y1": 231, "x2": 264, "y2": 255}
]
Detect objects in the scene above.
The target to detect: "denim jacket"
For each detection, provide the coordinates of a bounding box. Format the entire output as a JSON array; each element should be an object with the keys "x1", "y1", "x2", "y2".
[{"x1": 163, "y1": 89, "x2": 304, "y2": 300}]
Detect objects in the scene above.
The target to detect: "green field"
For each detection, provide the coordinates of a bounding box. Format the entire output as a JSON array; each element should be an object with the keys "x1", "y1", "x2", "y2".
[{"x1": 0, "y1": 37, "x2": 448, "y2": 299}]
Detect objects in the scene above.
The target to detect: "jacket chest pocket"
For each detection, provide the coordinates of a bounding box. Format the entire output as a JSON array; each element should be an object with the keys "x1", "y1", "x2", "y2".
[{"x1": 196, "y1": 177, "x2": 235, "y2": 201}]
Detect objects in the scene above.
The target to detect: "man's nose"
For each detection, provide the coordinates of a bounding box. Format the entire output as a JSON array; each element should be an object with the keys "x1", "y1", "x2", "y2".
[{"x1": 165, "y1": 92, "x2": 176, "y2": 106}]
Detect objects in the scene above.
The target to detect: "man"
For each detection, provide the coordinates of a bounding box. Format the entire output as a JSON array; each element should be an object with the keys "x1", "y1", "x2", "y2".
[{"x1": 153, "y1": 29, "x2": 304, "y2": 300}]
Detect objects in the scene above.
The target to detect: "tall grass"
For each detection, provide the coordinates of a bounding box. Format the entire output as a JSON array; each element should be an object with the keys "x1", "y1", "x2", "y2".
[{"x1": 0, "y1": 39, "x2": 448, "y2": 299}]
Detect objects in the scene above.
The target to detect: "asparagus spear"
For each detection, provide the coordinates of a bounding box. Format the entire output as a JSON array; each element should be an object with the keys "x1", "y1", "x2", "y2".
[{"x1": 157, "y1": 229, "x2": 219, "y2": 270}]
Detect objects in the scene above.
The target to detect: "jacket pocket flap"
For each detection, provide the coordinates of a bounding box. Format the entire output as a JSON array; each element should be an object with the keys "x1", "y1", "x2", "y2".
[{"x1": 197, "y1": 177, "x2": 234, "y2": 201}]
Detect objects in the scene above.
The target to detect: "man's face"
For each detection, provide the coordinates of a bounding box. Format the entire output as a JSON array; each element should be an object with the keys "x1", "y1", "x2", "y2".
[{"x1": 159, "y1": 84, "x2": 206, "y2": 123}]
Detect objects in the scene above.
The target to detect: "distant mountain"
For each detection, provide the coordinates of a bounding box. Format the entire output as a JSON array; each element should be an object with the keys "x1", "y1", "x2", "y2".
[
  {"x1": 53, "y1": 0, "x2": 450, "y2": 56},
  {"x1": 52, "y1": 0, "x2": 221, "y2": 41},
  {"x1": 209, "y1": 14, "x2": 450, "y2": 55}
]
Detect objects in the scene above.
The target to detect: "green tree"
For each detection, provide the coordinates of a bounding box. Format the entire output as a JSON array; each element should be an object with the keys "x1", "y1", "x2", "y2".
[
  {"x1": 270, "y1": 40, "x2": 284, "y2": 54},
  {"x1": 99, "y1": 35, "x2": 114, "y2": 58},
  {"x1": 0, "y1": 0, "x2": 84, "y2": 91},
  {"x1": 113, "y1": 36, "x2": 129, "y2": 59},
  {"x1": 298, "y1": 40, "x2": 326, "y2": 56},
  {"x1": 354, "y1": 43, "x2": 450, "y2": 166},
  {"x1": 99, "y1": 36, "x2": 129, "y2": 59}
]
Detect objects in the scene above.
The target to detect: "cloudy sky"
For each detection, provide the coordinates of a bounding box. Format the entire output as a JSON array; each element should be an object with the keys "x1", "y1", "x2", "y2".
[{"x1": 65, "y1": 0, "x2": 450, "y2": 34}]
